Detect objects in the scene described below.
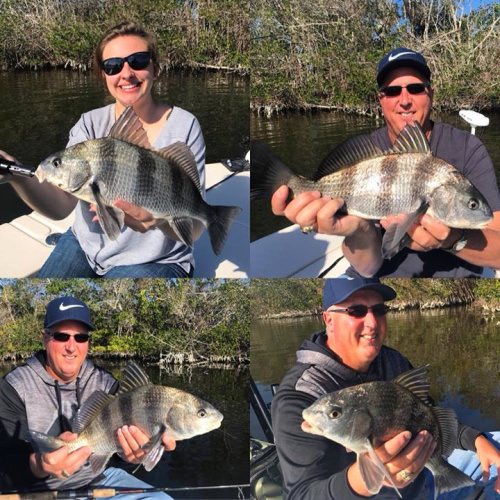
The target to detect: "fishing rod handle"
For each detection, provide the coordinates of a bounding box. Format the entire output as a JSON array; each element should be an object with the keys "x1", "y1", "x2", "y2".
[{"x1": 0, "y1": 158, "x2": 36, "y2": 177}]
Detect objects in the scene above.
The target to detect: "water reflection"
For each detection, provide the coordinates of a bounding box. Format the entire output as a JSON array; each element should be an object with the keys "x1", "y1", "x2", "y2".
[{"x1": 251, "y1": 307, "x2": 499, "y2": 431}]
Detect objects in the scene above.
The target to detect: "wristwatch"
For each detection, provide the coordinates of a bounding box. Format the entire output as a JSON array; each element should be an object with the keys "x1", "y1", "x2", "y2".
[{"x1": 445, "y1": 229, "x2": 468, "y2": 254}]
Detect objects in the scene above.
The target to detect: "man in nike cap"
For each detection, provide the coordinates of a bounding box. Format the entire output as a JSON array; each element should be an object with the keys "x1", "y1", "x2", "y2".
[
  {"x1": 0, "y1": 295, "x2": 174, "y2": 497},
  {"x1": 271, "y1": 46, "x2": 500, "y2": 278}
]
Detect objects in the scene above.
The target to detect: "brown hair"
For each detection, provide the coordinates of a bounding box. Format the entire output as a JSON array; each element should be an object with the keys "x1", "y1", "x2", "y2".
[{"x1": 94, "y1": 21, "x2": 160, "y2": 76}]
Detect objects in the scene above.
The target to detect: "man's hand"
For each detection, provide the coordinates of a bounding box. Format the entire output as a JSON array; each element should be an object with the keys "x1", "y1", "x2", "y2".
[
  {"x1": 116, "y1": 425, "x2": 176, "y2": 465},
  {"x1": 29, "y1": 431, "x2": 91, "y2": 479},
  {"x1": 271, "y1": 186, "x2": 371, "y2": 237},
  {"x1": 380, "y1": 213, "x2": 460, "y2": 252},
  {"x1": 475, "y1": 435, "x2": 500, "y2": 494},
  {"x1": 347, "y1": 430, "x2": 436, "y2": 495}
]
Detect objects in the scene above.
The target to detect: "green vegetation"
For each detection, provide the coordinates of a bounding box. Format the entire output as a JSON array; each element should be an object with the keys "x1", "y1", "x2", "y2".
[
  {"x1": 0, "y1": 279, "x2": 249, "y2": 362},
  {"x1": 249, "y1": 278, "x2": 498, "y2": 318},
  {"x1": 0, "y1": 0, "x2": 248, "y2": 73},
  {"x1": 251, "y1": 0, "x2": 500, "y2": 115}
]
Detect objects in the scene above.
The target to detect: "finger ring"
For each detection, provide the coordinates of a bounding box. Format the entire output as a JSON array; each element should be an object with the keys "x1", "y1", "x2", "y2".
[
  {"x1": 397, "y1": 469, "x2": 416, "y2": 482},
  {"x1": 301, "y1": 225, "x2": 315, "y2": 234},
  {"x1": 62, "y1": 469, "x2": 70, "y2": 478}
]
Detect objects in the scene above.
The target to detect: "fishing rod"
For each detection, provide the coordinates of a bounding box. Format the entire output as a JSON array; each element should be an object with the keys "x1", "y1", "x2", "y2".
[
  {"x1": 0, "y1": 158, "x2": 36, "y2": 178},
  {"x1": 0, "y1": 483, "x2": 250, "y2": 500}
]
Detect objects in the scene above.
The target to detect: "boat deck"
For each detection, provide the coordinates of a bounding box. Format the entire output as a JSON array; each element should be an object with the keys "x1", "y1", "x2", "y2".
[
  {"x1": 0, "y1": 162, "x2": 249, "y2": 278},
  {"x1": 250, "y1": 226, "x2": 348, "y2": 278}
]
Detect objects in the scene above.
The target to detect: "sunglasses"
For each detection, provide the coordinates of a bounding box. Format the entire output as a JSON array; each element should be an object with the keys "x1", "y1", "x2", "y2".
[
  {"x1": 379, "y1": 83, "x2": 430, "y2": 97},
  {"x1": 46, "y1": 331, "x2": 91, "y2": 343},
  {"x1": 326, "y1": 304, "x2": 389, "y2": 318},
  {"x1": 101, "y1": 51, "x2": 152, "y2": 76}
]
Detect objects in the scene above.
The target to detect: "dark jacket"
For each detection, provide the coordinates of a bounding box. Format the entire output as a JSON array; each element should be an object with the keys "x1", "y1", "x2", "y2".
[{"x1": 271, "y1": 332, "x2": 481, "y2": 499}]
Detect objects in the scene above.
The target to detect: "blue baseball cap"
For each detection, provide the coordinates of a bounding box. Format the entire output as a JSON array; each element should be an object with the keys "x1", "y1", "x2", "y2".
[
  {"x1": 44, "y1": 296, "x2": 94, "y2": 330},
  {"x1": 323, "y1": 278, "x2": 396, "y2": 310},
  {"x1": 377, "y1": 47, "x2": 431, "y2": 87}
]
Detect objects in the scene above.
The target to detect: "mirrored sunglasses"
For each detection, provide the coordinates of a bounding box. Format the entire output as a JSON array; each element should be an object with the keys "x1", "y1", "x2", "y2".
[
  {"x1": 326, "y1": 304, "x2": 389, "y2": 318},
  {"x1": 101, "y1": 51, "x2": 151, "y2": 76},
  {"x1": 46, "y1": 331, "x2": 90, "y2": 343},
  {"x1": 379, "y1": 83, "x2": 430, "y2": 97}
]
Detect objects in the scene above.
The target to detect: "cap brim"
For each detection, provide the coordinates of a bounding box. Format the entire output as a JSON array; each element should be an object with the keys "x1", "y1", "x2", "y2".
[
  {"x1": 333, "y1": 283, "x2": 396, "y2": 304},
  {"x1": 45, "y1": 319, "x2": 94, "y2": 330},
  {"x1": 377, "y1": 61, "x2": 431, "y2": 86}
]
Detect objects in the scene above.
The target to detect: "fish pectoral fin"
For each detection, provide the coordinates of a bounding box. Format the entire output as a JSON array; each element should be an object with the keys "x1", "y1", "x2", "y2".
[
  {"x1": 381, "y1": 201, "x2": 429, "y2": 259},
  {"x1": 90, "y1": 181, "x2": 124, "y2": 240},
  {"x1": 359, "y1": 442, "x2": 402, "y2": 499},
  {"x1": 89, "y1": 453, "x2": 113, "y2": 475},
  {"x1": 141, "y1": 426, "x2": 167, "y2": 472},
  {"x1": 160, "y1": 217, "x2": 194, "y2": 247}
]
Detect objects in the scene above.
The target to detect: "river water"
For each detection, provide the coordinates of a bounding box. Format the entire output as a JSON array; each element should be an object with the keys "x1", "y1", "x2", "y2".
[
  {"x1": 251, "y1": 110, "x2": 500, "y2": 240},
  {"x1": 251, "y1": 306, "x2": 499, "y2": 440},
  {"x1": 0, "y1": 69, "x2": 249, "y2": 224},
  {"x1": 0, "y1": 360, "x2": 249, "y2": 498}
]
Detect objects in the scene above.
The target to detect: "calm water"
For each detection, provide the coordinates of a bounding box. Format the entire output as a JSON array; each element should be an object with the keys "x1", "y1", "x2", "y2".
[
  {"x1": 251, "y1": 110, "x2": 500, "y2": 240},
  {"x1": 0, "y1": 69, "x2": 249, "y2": 223},
  {"x1": 0, "y1": 360, "x2": 249, "y2": 498},
  {"x1": 251, "y1": 306, "x2": 499, "y2": 441}
]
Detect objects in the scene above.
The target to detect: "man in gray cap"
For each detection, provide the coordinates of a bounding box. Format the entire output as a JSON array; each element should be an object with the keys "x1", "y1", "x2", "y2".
[
  {"x1": 0, "y1": 296, "x2": 174, "y2": 498},
  {"x1": 271, "y1": 278, "x2": 499, "y2": 499},
  {"x1": 271, "y1": 47, "x2": 500, "y2": 278}
]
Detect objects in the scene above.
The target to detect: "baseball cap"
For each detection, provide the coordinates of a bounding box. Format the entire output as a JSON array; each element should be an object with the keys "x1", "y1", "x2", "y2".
[
  {"x1": 323, "y1": 278, "x2": 396, "y2": 310},
  {"x1": 377, "y1": 47, "x2": 431, "y2": 87},
  {"x1": 44, "y1": 296, "x2": 94, "y2": 330}
]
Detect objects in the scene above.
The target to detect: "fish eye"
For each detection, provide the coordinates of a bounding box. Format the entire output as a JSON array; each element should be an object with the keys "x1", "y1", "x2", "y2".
[
  {"x1": 468, "y1": 198, "x2": 479, "y2": 210},
  {"x1": 198, "y1": 409, "x2": 207, "y2": 418},
  {"x1": 52, "y1": 158, "x2": 62, "y2": 168},
  {"x1": 328, "y1": 408, "x2": 342, "y2": 419}
]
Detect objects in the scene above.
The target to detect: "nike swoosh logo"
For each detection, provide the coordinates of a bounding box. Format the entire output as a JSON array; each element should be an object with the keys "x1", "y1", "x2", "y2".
[
  {"x1": 59, "y1": 303, "x2": 85, "y2": 311},
  {"x1": 388, "y1": 51, "x2": 415, "y2": 62}
]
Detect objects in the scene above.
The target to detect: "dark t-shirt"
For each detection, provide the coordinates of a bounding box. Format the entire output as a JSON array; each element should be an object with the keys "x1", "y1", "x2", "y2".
[{"x1": 348, "y1": 122, "x2": 500, "y2": 277}]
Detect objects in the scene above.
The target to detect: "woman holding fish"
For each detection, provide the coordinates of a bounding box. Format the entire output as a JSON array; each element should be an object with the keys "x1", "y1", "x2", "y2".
[
  {"x1": 0, "y1": 21, "x2": 221, "y2": 278},
  {"x1": 263, "y1": 48, "x2": 500, "y2": 278},
  {"x1": 271, "y1": 278, "x2": 500, "y2": 499}
]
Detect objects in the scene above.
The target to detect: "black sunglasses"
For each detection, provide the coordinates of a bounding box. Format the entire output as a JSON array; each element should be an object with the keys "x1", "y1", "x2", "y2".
[
  {"x1": 379, "y1": 83, "x2": 430, "y2": 97},
  {"x1": 326, "y1": 304, "x2": 389, "y2": 318},
  {"x1": 101, "y1": 51, "x2": 152, "y2": 76},
  {"x1": 46, "y1": 331, "x2": 91, "y2": 343}
]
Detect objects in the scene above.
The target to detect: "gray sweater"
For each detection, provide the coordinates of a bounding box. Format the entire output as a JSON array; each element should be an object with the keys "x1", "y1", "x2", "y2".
[{"x1": 0, "y1": 352, "x2": 116, "y2": 490}]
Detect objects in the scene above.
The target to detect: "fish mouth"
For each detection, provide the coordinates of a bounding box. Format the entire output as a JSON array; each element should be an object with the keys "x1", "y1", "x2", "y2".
[{"x1": 301, "y1": 420, "x2": 323, "y2": 436}]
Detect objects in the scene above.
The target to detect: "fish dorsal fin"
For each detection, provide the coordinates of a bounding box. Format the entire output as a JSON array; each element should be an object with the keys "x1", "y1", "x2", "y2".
[
  {"x1": 117, "y1": 361, "x2": 151, "y2": 395},
  {"x1": 313, "y1": 134, "x2": 383, "y2": 181},
  {"x1": 157, "y1": 142, "x2": 201, "y2": 193},
  {"x1": 72, "y1": 390, "x2": 114, "y2": 434},
  {"x1": 388, "y1": 122, "x2": 430, "y2": 155},
  {"x1": 433, "y1": 406, "x2": 459, "y2": 457},
  {"x1": 393, "y1": 365, "x2": 431, "y2": 405},
  {"x1": 109, "y1": 106, "x2": 152, "y2": 150}
]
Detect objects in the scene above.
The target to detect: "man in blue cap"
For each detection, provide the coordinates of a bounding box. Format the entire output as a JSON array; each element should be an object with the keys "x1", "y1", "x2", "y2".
[
  {"x1": 0, "y1": 296, "x2": 174, "y2": 498},
  {"x1": 271, "y1": 278, "x2": 499, "y2": 499},
  {"x1": 271, "y1": 47, "x2": 500, "y2": 278}
]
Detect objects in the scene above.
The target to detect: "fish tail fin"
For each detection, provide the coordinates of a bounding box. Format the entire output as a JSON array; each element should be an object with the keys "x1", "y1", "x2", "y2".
[
  {"x1": 428, "y1": 457, "x2": 476, "y2": 499},
  {"x1": 250, "y1": 141, "x2": 296, "y2": 200},
  {"x1": 28, "y1": 430, "x2": 65, "y2": 453},
  {"x1": 208, "y1": 205, "x2": 242, "y2": 255}
]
